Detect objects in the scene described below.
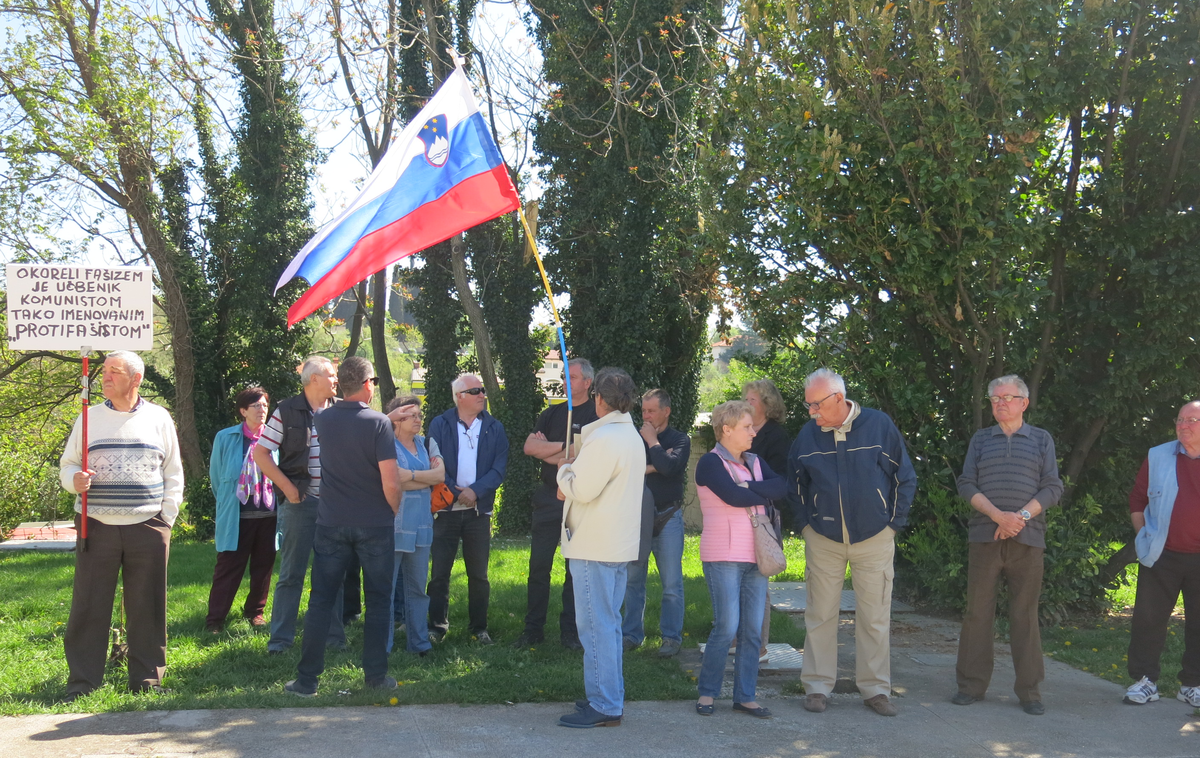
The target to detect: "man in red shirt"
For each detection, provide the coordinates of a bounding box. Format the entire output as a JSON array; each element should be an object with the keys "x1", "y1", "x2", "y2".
[{"x1": 1125, "y1": 400, "x2": 1200, "y2": 706}]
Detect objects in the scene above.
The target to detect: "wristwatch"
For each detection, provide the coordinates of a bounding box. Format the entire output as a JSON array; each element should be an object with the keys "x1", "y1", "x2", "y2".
[{"x1": 1018, "y1": 509, "x2": 1032, "y2": 521}]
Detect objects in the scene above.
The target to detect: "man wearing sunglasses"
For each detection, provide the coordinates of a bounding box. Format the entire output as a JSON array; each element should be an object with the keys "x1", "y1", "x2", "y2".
[
  {"x1": 1124, "y1": 400, "x2": 1200, "y2": 708},
  {"x1": 788, "y1": 367, "x2": 916, "y2": 718},
  {"x1": 426, "y1": 373, "x2": 509, "y2": 644}
]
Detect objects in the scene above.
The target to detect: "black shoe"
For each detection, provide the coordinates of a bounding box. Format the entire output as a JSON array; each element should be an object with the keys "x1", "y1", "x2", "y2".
[
  {"x1": 428, "y1": 628, "x2": 446, "y2": 643},
  {"x1": 561, "y1": 634, "x2": 584, "y2": 651},
  {"x1": 284, "y1": 679, "x2": 317, "y2": 697},
  {"x1": 732, "y1": 702, "x2": 772, "y2": 719},
  {"x1": 558, "y1": 704, "x2": 621, "y2": 728},
  {"x1": 1022, "y1": 700, "x2": 1045, "y2": 716},
  {"x1": 132, "y1": 684, "x2": 171, "y2": 696},
  {"x1": 513, "y1": 632, "x2": 545, "y2": 649},
  {"x1": 951, "y1": 692, "x2": 980, "y2": 706},
  {"x1": 366, "y1": 675, "x2": 398, "y2": 690},
  {"x1": 61, "y1": 689, "x2": 93, "y2": 704},
  {"x1": 695, "y1": 701, "x2": 714, "y2": 716}
]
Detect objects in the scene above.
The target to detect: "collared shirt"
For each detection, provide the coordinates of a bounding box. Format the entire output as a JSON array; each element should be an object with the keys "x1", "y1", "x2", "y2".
[
  {"x1": 454, "y1": 415, "x2": 482, "y2": 508},
  {"x1": 1130, "y1": 445, "x2": 1200, "y2": 554},
  {"x1": 820, "y1": 400, "x2": 861, "y2": 443},
  {"x1": 958, "y1": 422, "x2": 1063, "y2": 547}
]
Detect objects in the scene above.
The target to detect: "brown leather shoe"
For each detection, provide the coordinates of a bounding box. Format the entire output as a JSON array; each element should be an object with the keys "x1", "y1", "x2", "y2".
[
  {"x1": 864, "y1": 694, "x2": 897, "y2": 716},
  {"x1": 247, "y1": 615, "x2": 267, "y2": 627},
  {"x1": 803, "y1": 693, "x2": 828, "y2": 713}
]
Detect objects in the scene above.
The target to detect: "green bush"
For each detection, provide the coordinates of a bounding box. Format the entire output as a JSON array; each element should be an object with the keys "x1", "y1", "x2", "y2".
[
  {"x1": 1040, "y1": 494, "x2": 1114, "y2": 623},
  {"x1": 0, "y1": 449, "x2": 73, "y2": 539},
  {"x1": 896, "y1": 485, "x2": 970, "y2": 611},
  {"x1": 181, "y1": 476, "x2": 216, "y2": 543}
]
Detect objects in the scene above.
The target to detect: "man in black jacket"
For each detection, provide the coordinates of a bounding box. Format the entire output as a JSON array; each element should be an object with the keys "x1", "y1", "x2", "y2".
[
  {"x1": 621, "y1": 388, "x2": 690, "y2": 657},
  {"x1": 256, "y1": 356, "x2": 346, "y2": 654}
]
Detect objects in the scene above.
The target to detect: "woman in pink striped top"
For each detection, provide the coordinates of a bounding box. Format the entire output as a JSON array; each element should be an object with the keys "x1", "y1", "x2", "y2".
[{"x1": 694, "y1": 400, "x2": 786, "y2": 719}]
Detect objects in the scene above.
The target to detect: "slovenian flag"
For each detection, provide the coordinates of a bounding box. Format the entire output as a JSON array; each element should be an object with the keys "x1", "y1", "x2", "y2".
[{"x1": 276, "y1": 63, "x2": 520, "y2": 326}]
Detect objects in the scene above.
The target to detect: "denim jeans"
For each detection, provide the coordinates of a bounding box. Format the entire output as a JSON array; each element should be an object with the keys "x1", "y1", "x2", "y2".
[
  {"x1": 268, "y1": 496, "x2": 346, "y2": 652},
  {"x1": 393, "y1": 558, "x2": 406, "y2": 623},
  {"x1": 388, "y1": 546, "x2": 431, "y2": 654},
  {"x1": 622, "y1": 508, "x2": 684, "y2": 645},
  {"x1": 296, "y1": 525, "x2": 394, "y2": 689},
  {"x1": 428, "y1": 509, "x2": 491, "y2": 635},
  {"x1": 522, "y1": 486, "x2": 575, "y2": 639},
  {"x1": 571, "y1": 559, "x2": 628, "y2": 716},
  {"x1": 698, "y1": 561, "x2": 767, "y2": 704}
]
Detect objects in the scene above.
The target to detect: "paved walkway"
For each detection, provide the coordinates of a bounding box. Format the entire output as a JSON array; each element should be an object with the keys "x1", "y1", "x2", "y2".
[{"x1": 2, "y1": 611, "x2": 1197, "y2": 758}]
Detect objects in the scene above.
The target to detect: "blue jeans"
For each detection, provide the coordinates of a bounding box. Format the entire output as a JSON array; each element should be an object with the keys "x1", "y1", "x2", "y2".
[
  {"x1": 571, "y1": 559, "x2": 627, "y2": 716},
  {"x1": 268, "y1": 496, "x2": 346, "y2": 652},
  {"x1": 698, "y1": 561, "x2": 767, "y2": 704},
  {"x1": 622, "y1": 509, "x2": 684, "y2": 644},
  {"x1": 387, "y1": 546, "x2": 431, "y2": 654},
  {"x1": 297, "y1": 525, "x2": 394, "y2": 688}
]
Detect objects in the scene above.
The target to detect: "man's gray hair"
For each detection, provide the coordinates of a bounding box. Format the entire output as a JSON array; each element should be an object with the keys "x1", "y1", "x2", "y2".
[
  {"x1": 106, "y1": 350, "x2": 144, "y2": 378},
  {"x1": 567, "y1": 357, "x2": 594, "y2": 382},
  {"x1": 338, "y1": 356, "x2": 373, "y2": 392},
  {"x1": 593, "y1": 367, "x2": 636, "y2": 414},
  {"x1": 301, "y1": 355, "x2": 335, "y2": 386},
  {"x1": 451, "y1": 373, "x2": 482, "y2": 394},
  {"x1": 805, "y1": 368, "x2": 846, "y2": 395},
  {"x1": 988, "y1": 374, "x2": 1030, "y2": 398},
  {"x1": 642, "y1": 388, "x2": 671, "y2": 409}
]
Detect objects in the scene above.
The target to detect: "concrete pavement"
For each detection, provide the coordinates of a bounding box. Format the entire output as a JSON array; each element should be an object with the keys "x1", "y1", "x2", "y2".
[{"x1": 2, "y1": 615, "x2": 1198, "y2": 758}]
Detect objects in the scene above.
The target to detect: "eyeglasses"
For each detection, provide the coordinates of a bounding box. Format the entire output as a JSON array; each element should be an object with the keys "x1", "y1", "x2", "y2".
[
  {"x1": 1177, "y1": 417, "x2": 1200, "y2": 426},
  {"x1": 368, "y1": 377, "x2": 379, "y2": 386},
  {"x1": 988, "y1": 394, "x2": 1027, "y2": 404},
  {"x1": 460, "y1": 387, "x2": 486, "y2": 396},
  {"x1": 247, "y1": 402, "x2": 269, "y2": 410},
  {"x1": 805, "y1": 391, "x2": 838, "y2": 412}
]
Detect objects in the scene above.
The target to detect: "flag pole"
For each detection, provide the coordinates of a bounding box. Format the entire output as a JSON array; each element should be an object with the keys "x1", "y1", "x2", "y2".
[
  {"x1": 80, "y1": 346, "x2": 91, "y2": 552},
  {"x1": 517, "y1": 206, "x2": 573, "y2": 459}
]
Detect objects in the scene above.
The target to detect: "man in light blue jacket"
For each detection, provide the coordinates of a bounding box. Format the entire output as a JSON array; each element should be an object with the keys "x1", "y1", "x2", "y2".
[{"x1": 1125, "y1": 400, "x2": 1200, "y2": 706}]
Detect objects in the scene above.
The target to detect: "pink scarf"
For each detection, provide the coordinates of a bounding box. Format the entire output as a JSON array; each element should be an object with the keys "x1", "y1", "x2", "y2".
[{"x1": 236, "y1": 423, "x2": 274, "y2": 509}]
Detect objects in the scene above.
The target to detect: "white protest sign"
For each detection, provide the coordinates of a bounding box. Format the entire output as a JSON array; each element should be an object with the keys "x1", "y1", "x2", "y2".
[{"x1": 5, "y1": 264, "x2": 155, "y2": 351}]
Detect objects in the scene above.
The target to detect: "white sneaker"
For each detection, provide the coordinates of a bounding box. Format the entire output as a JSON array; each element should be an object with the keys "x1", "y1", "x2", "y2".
[
  {"x1": 1124, "y1": 676, "x2": 1160, "y2": 704},
  {"x1": 1177, "y1": 685, "x2": 1200, "y2": 707}
]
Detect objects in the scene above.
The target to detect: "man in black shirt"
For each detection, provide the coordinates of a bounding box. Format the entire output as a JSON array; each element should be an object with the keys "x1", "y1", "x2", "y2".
[
  {"x1": 622, "y1": 388, "x2": 691, "y2": 657},
  {"x1": 514, "y1": 358, "x2": 598, "y2": 649},
  {"x1": 285, "y1": 357, "x2": 405, "y2": 697}
]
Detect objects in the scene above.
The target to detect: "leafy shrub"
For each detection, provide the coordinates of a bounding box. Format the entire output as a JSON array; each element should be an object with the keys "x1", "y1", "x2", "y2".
[
  {"x1": 181, "y1": 476, "x2": 216, "y2": 542},
  {"x1": 0, "y1": 448, "x2": 73, "y2": 539},
  {"x1": 896, "y1": 484, "x2": 970, "y2": 611}
]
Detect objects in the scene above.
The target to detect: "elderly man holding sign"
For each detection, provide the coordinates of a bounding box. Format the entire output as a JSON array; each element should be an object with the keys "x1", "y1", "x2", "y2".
[{"x1": 59, "y1": 350, "x2": 184, "y2": 701}]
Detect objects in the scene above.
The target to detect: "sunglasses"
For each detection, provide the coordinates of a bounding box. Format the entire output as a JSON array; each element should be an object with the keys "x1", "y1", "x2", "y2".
[
  {"x1": 460, "y1": 387, "x2": 486, "y2": 396},
  {"x1": 368, "y1": 377, "x2": 380, "y2": 386}
]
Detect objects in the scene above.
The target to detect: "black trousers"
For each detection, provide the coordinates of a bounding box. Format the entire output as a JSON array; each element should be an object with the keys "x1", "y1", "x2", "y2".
[
  {"x1": 428, "y1": 509, "x2": 491, "y2": 635},
  {"x1": 1129, "y1": 549, "x2": 1200, "y2": 686},
  {"x1": 521, "y1": 486, "x2": 576, "y2": 639},
  {"x1": 65, "y1": 514, "x2": 171, "y2": 695}
]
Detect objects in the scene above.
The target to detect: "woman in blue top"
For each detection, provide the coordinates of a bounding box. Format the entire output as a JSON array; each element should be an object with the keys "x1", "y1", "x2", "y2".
[
  {"x1": 384, "y1": 395, "x2": 443, "y2": 655},
  {"x1": 206, "y1": 386, "x2": 276, "y2": 633}
]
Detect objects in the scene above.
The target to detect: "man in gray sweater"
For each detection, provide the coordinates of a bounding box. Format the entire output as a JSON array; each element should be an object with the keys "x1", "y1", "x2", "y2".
[{"x1": 952, "y1": 374, "x2": 1063, "y2": 716}]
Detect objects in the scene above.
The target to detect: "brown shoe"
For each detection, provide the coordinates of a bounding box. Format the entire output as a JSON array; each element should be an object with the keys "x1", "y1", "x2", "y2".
[
  {"x1": 247, "y1": 615, "x2": 267, "y2": 628},
  {"x1": 803, "y1": 693, "x2": 828, "y2": 713},
  {"x1": 864, "y1": 694, "x2": 897, "y2": 716}
]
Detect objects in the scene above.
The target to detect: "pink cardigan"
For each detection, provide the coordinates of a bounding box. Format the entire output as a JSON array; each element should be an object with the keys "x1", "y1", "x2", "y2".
[{"x1": 698, "y1": 453, "x2": 765, "y2": 562}]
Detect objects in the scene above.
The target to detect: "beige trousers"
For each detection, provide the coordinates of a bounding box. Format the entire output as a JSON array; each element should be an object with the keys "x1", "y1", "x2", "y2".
[{"x1": 801, "y1": 525, "x2": 895, "y2": 700}]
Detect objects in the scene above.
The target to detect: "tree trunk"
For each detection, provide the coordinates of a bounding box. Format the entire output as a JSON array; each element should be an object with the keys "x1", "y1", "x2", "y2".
[
  {"x1": 345, "y1": 281, "x2": 368, "y2": 359},
  {"x1": 370, "y1": 270, "x2": 396, "y2": 407},
  {"x1": 450, "y1": 233, "x2": 501, "y2": 399}
]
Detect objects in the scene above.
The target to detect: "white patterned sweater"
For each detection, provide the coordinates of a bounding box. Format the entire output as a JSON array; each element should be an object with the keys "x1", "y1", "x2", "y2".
[{"x1": 59, "y1": 401, "x2": 185, "y2": 527}]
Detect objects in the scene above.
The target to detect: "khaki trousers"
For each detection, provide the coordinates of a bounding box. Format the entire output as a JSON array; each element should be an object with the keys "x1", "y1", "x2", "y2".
[{"x1": 801, "y1": 525, "x2": 895, "y2": 699}]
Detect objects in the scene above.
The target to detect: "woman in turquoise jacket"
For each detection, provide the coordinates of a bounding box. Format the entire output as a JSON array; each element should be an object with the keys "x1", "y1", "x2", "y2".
[{"x1": 205, "y1": 386, "x2": 277, "y2": 633}]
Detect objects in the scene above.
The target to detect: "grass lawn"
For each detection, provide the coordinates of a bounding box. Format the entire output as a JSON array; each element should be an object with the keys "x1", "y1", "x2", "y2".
[{"x1": 0, "y1": 534, "x2": 808, "y2": 714}]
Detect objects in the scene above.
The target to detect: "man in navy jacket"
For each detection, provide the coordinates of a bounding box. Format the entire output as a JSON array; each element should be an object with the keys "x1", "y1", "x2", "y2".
[
  {"x1": 425, "y1": 373, "x2": 509, "y2": 644},
  {"x1": 787, "y1": 368, "x2": 916, "y2": 718}
]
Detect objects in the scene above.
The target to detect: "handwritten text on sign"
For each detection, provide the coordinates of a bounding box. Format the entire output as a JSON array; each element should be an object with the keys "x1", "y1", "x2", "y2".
[{"x1": 5, "y1": 264, "x2": 155, "y2": 351}]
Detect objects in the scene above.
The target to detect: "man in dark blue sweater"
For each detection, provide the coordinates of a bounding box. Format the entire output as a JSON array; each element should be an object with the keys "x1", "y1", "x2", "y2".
[
  {"x1": 622, "y1": 388, "x2": 691, "y2": 657},
  {"x1": 788, "y1": 368, "x2": 916, "y2": 718}
]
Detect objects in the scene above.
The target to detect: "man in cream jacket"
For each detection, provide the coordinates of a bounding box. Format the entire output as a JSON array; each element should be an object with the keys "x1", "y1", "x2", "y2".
[{"x1": 555, "y1": 367, "x2": 644, "y2": 728}]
